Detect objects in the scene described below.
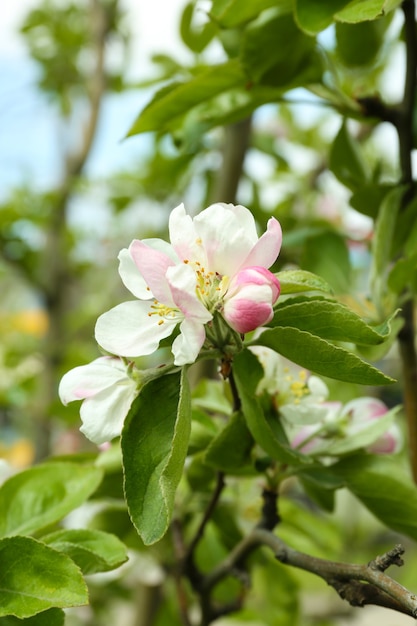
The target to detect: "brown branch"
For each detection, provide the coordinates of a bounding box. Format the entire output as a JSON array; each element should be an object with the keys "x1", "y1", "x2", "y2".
[
  {"x1": 35, "y1": 0, "x2": 113, "y2": 459},
  {"x1": 171, "y1": 519, "x2": 193, "y2": 626},
  {"x1": 210, "y1": 117, "x2": 252, "y2": 204},
  {"x1": 200, "y1": 529, "x2": 417, "y2": 619},
  {"x1": 398, "y1": 0, "x2": 417, "y2": 184},
  {"x1": 396, "y1": 0, "x2": 417, "y2": 482}
]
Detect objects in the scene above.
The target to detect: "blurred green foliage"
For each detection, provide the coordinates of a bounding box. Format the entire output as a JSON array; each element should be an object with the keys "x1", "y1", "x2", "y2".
[{"x1": 0, "y1": 0, "x2": 416, "y2": 624}]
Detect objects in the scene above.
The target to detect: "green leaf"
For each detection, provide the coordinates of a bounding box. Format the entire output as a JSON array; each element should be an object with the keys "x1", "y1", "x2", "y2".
[
  {"x1": 122, "y1": 370, "x2": 191, "y2": 545},
  {"x1": 300, "y1": 231, "x2": 351, "y2": 293},
  {"x1": 241, "y1": 10, "x2": 320, "y2": 87},
  {"x1": 270, "y1": 299, "x2": 391, "y2": 345},
  {"x1": 186, "y1": 452, "x2": 216, "y2": 492},
  {"x1": 387, "y1": 252, "x2": 417, "y2": 294},
  {"x1": 0, "y1": 537, "x2": 87, "y2": 618},
  {"x1": 233, "y1": 350, "x2": 312, "y2": 466},
  {"x1": 333, "y1": 455, "x2": 417, "y2": 540},
  {"x1": 0, "y1": 463, "x2": 103, "y2": 538},
  {"x1": 188, "y1": 408, "x2": 218, "y2": 455},
  {"x1": 404, "y1": 205, "x2": 417, "y2": 256},
  {"x1": 370, "y1": 186, "x2": 405, "y2": 311},
  {"x1": 329, "y1": 121, "x2": 370, "y2": 191},
  {"x1": 253, "y1": 327, "x2": 395, "y2": 385},
  {"x1": 242, "y1": 559, "x2": 299, "y2": 624},
  {"x1": 180, "y1": 2, "x2": 217, "y2": 53},
  {"x1": 179, "y1": 85, "x2": 285, "y2": 140},
  {"x1": 210, "y1": 0, "x2": 291, "y2": 28},
  {"x1": 372, "y1": 187, "x2": 405, "y2": 278},
  {"x1": 205, "y1": 411, "x2": 255, "y2": 473},
  {"x1": 349, "y1": 183, "x2": 392, "y2": 219},
  {"x1": 127, "y1": 59, "x2": 245, "y2": 136},
  {"x1": 0, "y1": 609, "x2": 64, "y2": 626},
  {"x1": 335, "y1": 0, "x2": 401, "y2": 23},
  {"x1": 335, "y1": 17, "x2": 391, "y2": 67},
  {"x1": 276, "y1": 269, "x2": 333, "y2": 295},
  {"x1": 295, "y1": 0, "x2": 351, "y2": 34},
  {"x1": 42, "y1": 529, "x2": 128, "y2": 575}
]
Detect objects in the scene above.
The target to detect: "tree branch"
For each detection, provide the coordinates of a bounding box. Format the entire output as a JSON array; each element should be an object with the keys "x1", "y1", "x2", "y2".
[
  {"x1": 398, "y1": 0, "x2": 417, "y2": 183},
  {"x1": 210, "y1": 117, "x2": 252, "y2": 204},
  {"x1": 35, "y1": 0, "x2": 113, "y2": 459},
  {"x1": 396, "y1": 0, "x2": 417, "y2": 482},
  {"x1": 200, "y1": 529, "x2": 417, "y2": 619}
]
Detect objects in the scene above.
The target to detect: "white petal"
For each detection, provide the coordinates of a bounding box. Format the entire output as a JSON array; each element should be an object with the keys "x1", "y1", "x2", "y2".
[
  {"x1": 95, "y1": 301, "x2": 179, "y2": 357},
  {"x1": 129, "y1": 240, "x2": 177, "y2": 305},
  {"x1": 169, "y1": 204, "x2": 206, "y2": 265},
  {"x1": 166, "y1": 264, "x2": 213, "y2": 322},
  {"x1": 142, "y1": 237, "x2": 181, "y2": 263},
  {"x1": 172, "y1": 318, "x2": 206, "y2": 365},
  {"x1": 59, "y1": 357, "x2": 127, "y2": 404},
  {"x1": 80, "y1": 382, "x2": 138, "y2": 444},
  {"x1": 240, "y1": 218, "x2": 282, "y2": 269},
  {"x1": 118, "y1": 248, "x2": 151, "y2": 299},
  {"x1": 193, "y1": 203, "x2": 256, "y2": 276},
  {"x1": 280, "y1": 402, "x2": 331, "y2": 425},
  {"x1": 307, "y1": 376, "x2": 329, "y2": 401}
]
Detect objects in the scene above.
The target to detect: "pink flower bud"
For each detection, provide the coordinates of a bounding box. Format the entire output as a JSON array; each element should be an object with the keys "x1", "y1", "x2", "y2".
[{"x1": 223, "y1": 266, "x2": 280, "y2": 334}]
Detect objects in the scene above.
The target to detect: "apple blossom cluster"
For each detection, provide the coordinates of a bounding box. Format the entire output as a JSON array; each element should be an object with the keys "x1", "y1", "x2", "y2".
[
  {"x1": 59, "y1": 203, "x2": 282, "y2": 444},
  {"x1": 95, "y1": 202, "x2": 282, "y2": 365},
  {"x1": 251, "y1": 347, "x2": 402, "y2": 457}
]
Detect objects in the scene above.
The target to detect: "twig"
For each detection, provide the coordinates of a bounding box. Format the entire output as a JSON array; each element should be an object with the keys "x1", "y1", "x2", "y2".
[
  {"x1": 185, "y1": 472, "x2": 226, "y2": 567},
  {"x1": 171, "y1": 519, "x2": 193, "y2": 626},
  {"x1": 200, "y1": 529, "x2": 417, "y2": 618}
]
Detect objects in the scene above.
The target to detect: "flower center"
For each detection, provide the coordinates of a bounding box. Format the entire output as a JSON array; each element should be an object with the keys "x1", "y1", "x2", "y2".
[
  {"x1": 282, "y1": 368, "x2": 309, "y2": 405},
  {"x1": 147, "y1": 300, "x2": 181, "y2": 325},
  {"x1": 184, "y1": 259, "x2": 229, "y2": 311}
]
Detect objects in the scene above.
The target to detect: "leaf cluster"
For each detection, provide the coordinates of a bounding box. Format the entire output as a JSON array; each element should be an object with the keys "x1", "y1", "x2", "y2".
[{"x1": 0, "y1": 461, "x2": 128, "y2": 623}]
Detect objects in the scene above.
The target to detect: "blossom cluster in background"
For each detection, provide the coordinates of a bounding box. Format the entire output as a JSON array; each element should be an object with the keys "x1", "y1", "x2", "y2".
[{"x1": 251, "y1": 346, "x2": 402, "y2": 457}]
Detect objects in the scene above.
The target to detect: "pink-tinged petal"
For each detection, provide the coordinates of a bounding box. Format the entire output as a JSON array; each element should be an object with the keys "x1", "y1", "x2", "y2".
[
  {"x1": 118, "y1": 248, "x2": 151, "y2": 299},
  {"x1": 193, "y1": 203, "x2": 258, "y2": 276},
  {"x1": 169, "y1": 203, "x2": 206, "y2": 265},
  {"x1": 224, "y1": 296, "x2": 273, "y2": 333},
  {"x1": 80, "y1": 382, "x2": 138, "y2": 444},
  {"x1": 240, "y1": 218, "x2": 282, "y2": 270},
  {"x1": 291, "y1": 426, "x2": 322, "y2": 453},
  {"x1": 224, "y1": 268, "x2": 280, "y2": 333},
  {"x1": 95, "y1": 300, "x2": 180, "y2": 357},
  {"x1": 172, "y1": 318, "x2": 207, "y2": 365},
  {"x1": 59, "y1": 357, "x2": 127, "y2": 404},
  {"x1": 368, "y1": 425, "x2": 402, "y2": 454},
  {"x1": 343, "y1": 397, "x2": 388, "y2": 423},
  {"x1": 166, "y1": 264, "x2": 213, "y2": 323},
  {"x1": 129, "y1": 240, "x2": 176, "y2": 305},
  {"x1": 229, "y1": 267, "x2": 280, "y2": 303}
]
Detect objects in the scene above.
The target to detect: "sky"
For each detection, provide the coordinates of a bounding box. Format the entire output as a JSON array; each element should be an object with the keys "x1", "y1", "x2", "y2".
[{"x1": 0, "y1": 0, "x2": 191, "y2": 194}]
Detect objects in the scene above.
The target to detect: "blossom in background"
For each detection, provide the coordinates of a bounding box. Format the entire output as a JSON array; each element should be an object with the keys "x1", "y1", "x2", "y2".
[
  {"x1": 59, "y1": 356, "x2": 139, "y2": 445},
  {"x1": 250, "y1": 346, "x2": 332, "y2": 424},
  {"x1": 250, "y1": 347, "x2": 401, "y2": 456},
  {"x1": 95, "y1": 203, "x2": 282, "y2": 366},
  {"x1": 342, "y1": 397, "x2": 402, "y2": 454},
  {"x1": 291, "y1": 396, "x2": 402, "y2": 456}
]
